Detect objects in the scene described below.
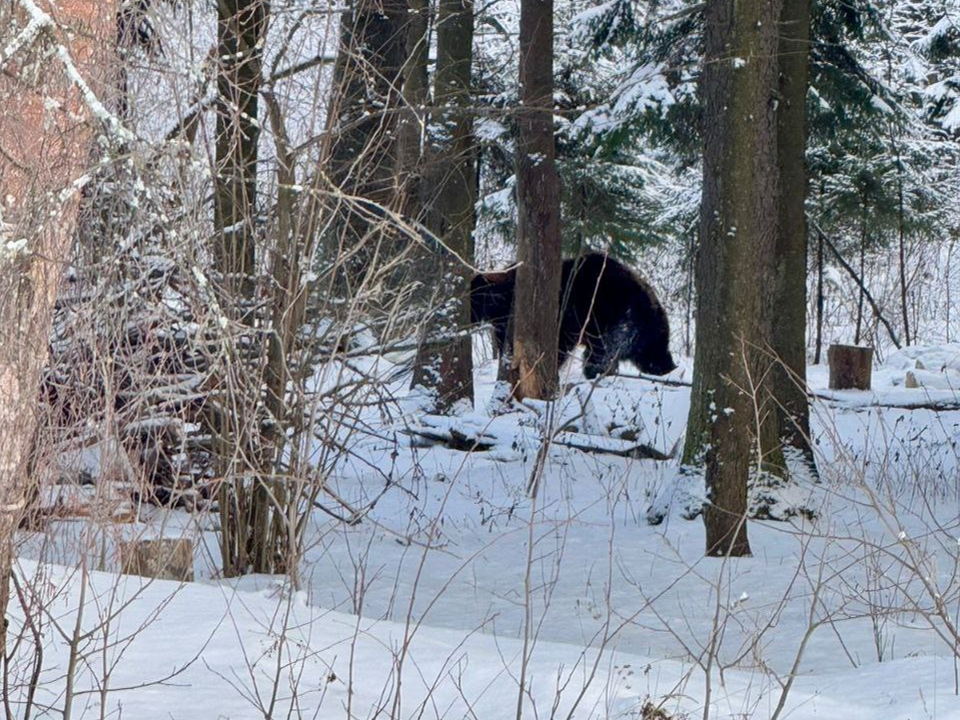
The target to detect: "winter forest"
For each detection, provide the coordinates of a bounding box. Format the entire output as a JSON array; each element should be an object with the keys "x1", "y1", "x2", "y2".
[{"x1": 3, "y1": 0, "x2": 960, "y2": 717}]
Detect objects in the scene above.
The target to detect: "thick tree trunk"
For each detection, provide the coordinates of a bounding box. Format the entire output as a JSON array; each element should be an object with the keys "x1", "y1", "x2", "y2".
[
  {"x1": 771, "y1": 0, "x2": 815, "y2": 466},
  {"x1": 682, "y1": 0, "x2": 783, "y2": 557},
  {"x1": 0, "y1": 0, "x2": 115, "y2": 656},
  {"x1": 396, "y1": 0, "x2": 430, "y2": 187},
  {"x1": 828, "y1": 344, "x2": 873, "y2": 390},
  {"x1": 510, "y1": 0, "x2": 562, "y2": 400},
  {"x1": 409, "y1": 0, "x2": 477, "y2": 412},
  {"x1": 324, "y1": 0, "x2": 409, "y2": 286}
]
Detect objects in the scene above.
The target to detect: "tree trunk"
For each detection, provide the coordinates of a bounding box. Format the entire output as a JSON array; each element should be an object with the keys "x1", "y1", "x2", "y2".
[
  {"x1": 215, "y1": 0, "x2": 267, "y2": 302},
  {"x1": 895, "y1": 143, "x2": 911, "y2": 346},
  {"x1": 324, "y1": 0, "x2": 409, "y2": 287},
  {"x1": 771, "y1": 0, "x2": 815, "y2": 466},
  {"x1": 0, "y1": 0, "x2": 115, "y2": 657},
  {"x1": 855, "y1": 203, "x2": 867, "y2": 344},
  {"x1": 213, "y1": 0, "x2": 272, "y2": 577},
  {"x1": 510, "y1": 0, "x2": 562, "y2": 401},
  {"x1": 815, "y1": 227, "x2": 824, "y2": 364},
  {"x1": 681, "y1": 0, "x2": 783, "y2": 557},
  {"x1": 396, "y1": 0, "x2": 430, "y2": 187},
  {"x1": 828, "y1": 344, "x2": 873, "y2": 390},
  {"x1": 409, "y1": 0, "x2": 477, "y2": 412}
]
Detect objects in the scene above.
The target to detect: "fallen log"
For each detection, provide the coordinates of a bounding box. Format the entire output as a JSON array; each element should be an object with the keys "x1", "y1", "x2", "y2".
[
  {"x1": 814, "y1": 393, "x2": 960, "y2": 412},
  {"x1": 551, "y1": 432, "x2": 674, "y2": 460},
  {"x1": 404, "y1": 422, "x2": 673, "y2": 460}
]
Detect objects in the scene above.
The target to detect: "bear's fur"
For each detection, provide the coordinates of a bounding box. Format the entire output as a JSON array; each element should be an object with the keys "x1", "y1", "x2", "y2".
[{"x1": 471, "y1": 253, "x2": 677, "y2": 379}]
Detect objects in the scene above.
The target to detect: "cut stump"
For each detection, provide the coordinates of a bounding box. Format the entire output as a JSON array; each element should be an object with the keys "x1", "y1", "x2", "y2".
[
  {"x1": 120, "y1": 538, "x2": 194, "y2": 582},
  {"x1": 828, "y1": 344, "x2": 873, "y2": 390}
]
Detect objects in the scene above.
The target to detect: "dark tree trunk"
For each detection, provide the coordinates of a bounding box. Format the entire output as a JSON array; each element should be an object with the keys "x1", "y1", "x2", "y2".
[
  {"x1": 396, "y1": 0, "x2": 430, "y2": 185},
  {"x1": 682, "y1": 0, "x2": 783, "y2": 557},
  {"x1": 214, "y1": 0, "x2": 267, "y2": 302},
  {"x1": 815, "y1": 227, "x2": 824, "y2": 365},
  {"x1": 324, "y1": 0, "x2": 409, "y2": 284},
  {"x1": 771, "y1": 0, "x2": 815, "y2": 465},
  {"x1": 510, "y1": 0, "x2": 562, "y2": 400},
  {"x1": 409, "y1": 0, "x2": 477, "y2": 412},
  {"x1": 895, "y1": 144, "x2": 911, "y2": 346},
  {"x1": 213, "y1": 0, "x2": 271, "y2": 577},
  {"x1": 828, "y1": 344, "x2": 873, "y2": 390}
]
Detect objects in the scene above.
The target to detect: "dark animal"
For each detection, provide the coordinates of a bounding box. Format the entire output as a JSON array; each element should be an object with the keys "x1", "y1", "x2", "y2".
[{"x1": 471, "y1": 253, "x2": 677, "y2": 379}]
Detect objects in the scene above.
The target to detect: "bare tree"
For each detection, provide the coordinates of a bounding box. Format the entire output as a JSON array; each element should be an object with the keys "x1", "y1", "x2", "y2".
[
  {"x1": 214, "y1": 0, "x2": 266, "y2": 299},
  {"x1": 510, "y1": 0, "x2": 562, "y2": 401},
  {"x1": 681, "y1": 0, "x2": 784, "y2": 556},
  {"x1": 211, "y1": 0, "x2": 276, "y2": 576},
  {"x1": 0, "y1": 0, "x2": 117, "y2": 652}
]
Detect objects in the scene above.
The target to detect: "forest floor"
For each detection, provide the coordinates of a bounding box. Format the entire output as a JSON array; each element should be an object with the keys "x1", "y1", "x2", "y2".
[{"x1": 12, "y1": 344, "x2": 960, "y2": 719}]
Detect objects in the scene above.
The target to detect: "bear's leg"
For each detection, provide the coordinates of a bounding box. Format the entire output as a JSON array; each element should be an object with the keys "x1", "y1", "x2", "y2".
[
  {"x1": 493, "y1": 318, "x2": 509, "y2": 357},
  {"x1": 594, "y1": 322, "x2": 634, "y2": 376},
  {"x1": 583, "y1": 344, "x2": 610, "y2": 380}
]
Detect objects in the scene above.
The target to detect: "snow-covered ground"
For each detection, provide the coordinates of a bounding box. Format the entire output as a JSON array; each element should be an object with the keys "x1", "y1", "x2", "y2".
[{"x1": 10, "y1": 345, "x2": 960, "y2": 719}]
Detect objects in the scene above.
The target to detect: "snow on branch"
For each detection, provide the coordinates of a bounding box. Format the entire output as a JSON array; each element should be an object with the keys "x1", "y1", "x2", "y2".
[
  {"x1": 0, "y1": 13, "x2": 47, "y2": 68},
  {"x1": 10, "y1": 0, "x2": 134, "y2": 143}
]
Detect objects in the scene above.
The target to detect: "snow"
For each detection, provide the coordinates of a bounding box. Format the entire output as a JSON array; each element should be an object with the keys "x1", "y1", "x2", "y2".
[
  {"x1": 10, "y1": 0, "x2": 134, "y2": 142},
  {"x1": 10, "y1": 0, "x2": 960, "y2": 716},
  {"x1": 14, "y1": 346, "x2": 960, "y2": 719},
  {"x1": 17, "y1": 558, "x2": 954, "y2": 720},
  {"x1": 571, "y1": 62, "x2": 674, "y2": 138}
]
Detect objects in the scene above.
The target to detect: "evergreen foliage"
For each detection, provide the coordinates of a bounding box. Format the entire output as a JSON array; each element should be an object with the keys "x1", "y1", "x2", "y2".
[{"x1": 473, "y1": 0, "x2": 960, "y2": 262}]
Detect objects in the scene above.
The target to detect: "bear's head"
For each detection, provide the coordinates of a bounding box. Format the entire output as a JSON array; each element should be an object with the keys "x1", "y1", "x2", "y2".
[{"x1": 633, "y1": 322, "x2": 677, "y2": 376}]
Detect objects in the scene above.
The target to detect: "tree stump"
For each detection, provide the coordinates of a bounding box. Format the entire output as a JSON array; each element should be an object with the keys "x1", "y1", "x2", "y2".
[
  {"x1": 120, "y1": 538, "x2": 194, "y2": 582},
  {"x1": 828, "y1": 344, "x2": 873, "y2": 390}
]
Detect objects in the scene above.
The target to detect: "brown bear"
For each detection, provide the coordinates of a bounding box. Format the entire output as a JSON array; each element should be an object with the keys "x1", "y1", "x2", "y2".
[{"x1": 471, "y1": 253, "x2": 677, "y2": 379}]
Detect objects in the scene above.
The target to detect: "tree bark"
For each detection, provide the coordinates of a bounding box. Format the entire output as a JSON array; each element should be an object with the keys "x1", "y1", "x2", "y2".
[
  {"x1": 213, "y1": 0, "x2": 271, "y2": 577},
  {"x1": 409, "y1": 0, "x2": 477, "y2": 412},
  {"x1": 855, "y1": 202, "x2": 867, "y2": 344},
  {"x1": 682, "y1": 0, "x2": 783, "y2": 557},
  {"x1": 396, "y1": 0, "x2": 430, "y2": 187},
  {"x1": 215, "y1": 0, "x2": 267, "y2": 301},
  {"x1": 771, "y1": 0, "x2": 815, "y2": 465},
  {"x1": 895, "y1": 142, "x2": 911, "y2": 346},
  {"x1": 828, "y1": 344, "x2": 873, "y2": 390},
  {"x1": 324, "y1": 0, "x2": 409, "y2": 287},
  {"x1": 510, "y1": 0, "x2": 562, "y2": 400},
  {"x1": 0, "y1": 0, "x2": 116, "y2": 657},
  {"x1": 814, "y1": 227, "x2": 824, "y2": 364}
]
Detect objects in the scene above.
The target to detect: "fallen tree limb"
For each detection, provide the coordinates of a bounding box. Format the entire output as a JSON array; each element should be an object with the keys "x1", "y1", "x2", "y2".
[
  {"x1": 610, "y1": 371, "x2": 692, "y2": 387},
  {"x1": 551, "y1": 432, "x2": 674, "y2": 460},
  {"x1": 814, "y1": 392, "x2": 960, "y2": 412},
  {"x1": 404, "y1": 423, "x2": 674, "y2": 460}
]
